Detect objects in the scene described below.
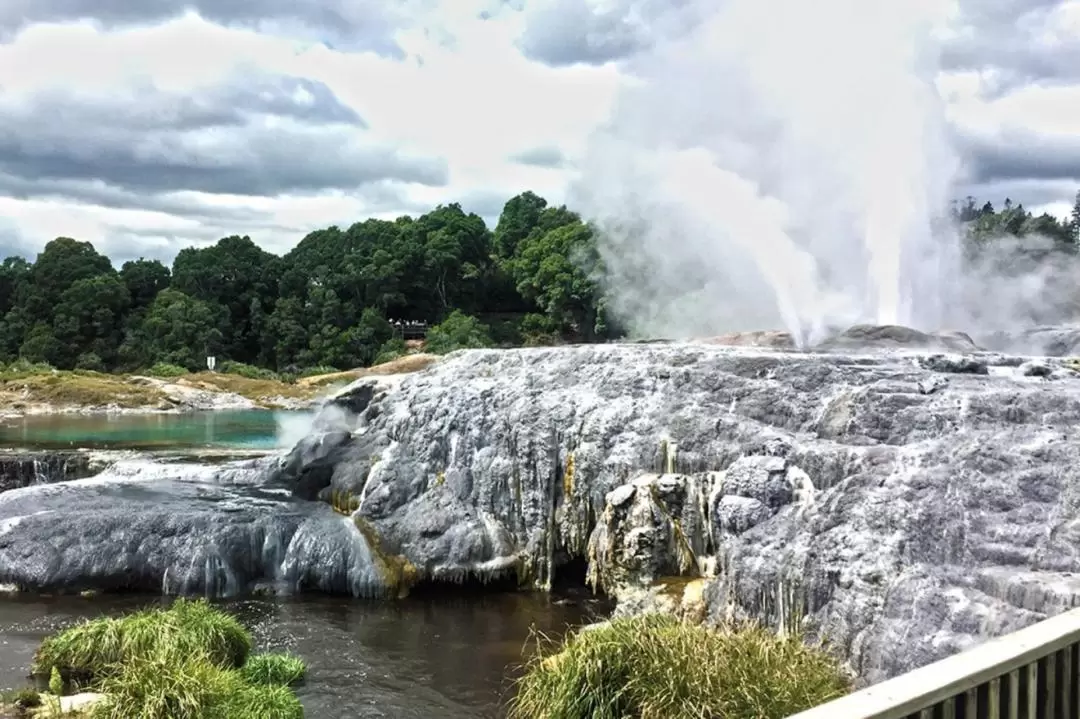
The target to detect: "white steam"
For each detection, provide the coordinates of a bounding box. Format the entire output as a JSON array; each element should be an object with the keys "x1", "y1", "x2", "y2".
[{"x1": 571, "y1": 0, "x2": 963, "y2": 343}]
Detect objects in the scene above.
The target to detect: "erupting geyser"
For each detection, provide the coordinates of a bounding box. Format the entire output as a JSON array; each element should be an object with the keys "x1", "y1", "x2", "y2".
[{"x1": 572, "y1": 0, "x2": 961, "y2": 345}]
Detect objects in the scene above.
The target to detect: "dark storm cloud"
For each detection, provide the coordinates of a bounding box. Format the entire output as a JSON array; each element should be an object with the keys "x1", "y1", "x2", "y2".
[
  {"x1": 959, "y1": 130, "x2": 1080, "y2": 186},
  {"x1": 959, "y1": 178, "x2": 1078, "y2": 211},
  {"x1": 511, "y1": 145, "x2": 567, "y2": 168},
  {"x1": 0, "y1": 0, "x2": 419, "y2": 56},
  {"x1": 939, "y1": 0, "x2": 1075, "y2": 91},
  {"x1": 517, "y1": 0, "x2": 1070, "y2": 84},
  {"x1": 0, "y1": 173, "x2": 267, "y2": 224},
  {"x1": 0, "y1": 73, "x2": 448, "y2": 200}
]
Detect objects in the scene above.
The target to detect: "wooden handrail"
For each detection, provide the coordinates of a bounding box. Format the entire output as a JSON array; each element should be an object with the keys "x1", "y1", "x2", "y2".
[{"x1": 787, "y1": 607, "x2": 1080, "y2": 718}]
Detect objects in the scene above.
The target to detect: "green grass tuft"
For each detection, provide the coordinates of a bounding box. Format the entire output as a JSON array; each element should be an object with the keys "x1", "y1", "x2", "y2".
[
  {"x1": 88, "y1": 647, "x2": 304, "y2": 719},
  {"x1": 507, "y1": 614, "x2": 850, "y2": 719},
  {"x1": 224, "y1": 682, "x2": 305, "y2": 718},
  {"x1": 33, "y1": 598, "x2": 252, "y2": 686},
  {"x1": 239, "y1": 653, "x2": 307, "y2": 687},
  {"x1": 29, "y1": 598, "x2": 305, "y2": 719}
]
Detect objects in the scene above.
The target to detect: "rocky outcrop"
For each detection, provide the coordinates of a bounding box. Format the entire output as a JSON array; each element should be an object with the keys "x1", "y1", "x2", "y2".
[
  {"x1": 10, "y1": 325, "x2": 1080, "y2": 687},
  {"x1": 0, "y1": 457, "x2": 399, "y2": 598},
  {"x1": 265, "y1": 331, "x2": 1080, "y2": 685}
]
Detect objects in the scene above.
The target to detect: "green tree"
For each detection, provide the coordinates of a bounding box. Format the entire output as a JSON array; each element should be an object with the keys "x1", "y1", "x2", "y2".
[
  {"x1": 512, "y1": 214, "x2": 607, "y2": 341},
  {"x1": 123, "y1": 289, "x2": 227, "y2": 371},
  {"x1": 52, "y1": 274, "x2": 131, "y2": 368},
  {"x1": 120, "y1": 259, "x2": 171, "y2": 312},
  {"x1": 170, "y1": 236, "x2": 280, "y2": 364},
  {"x1": 425, "y1": 310, "x2": 493, "y2": 354}
]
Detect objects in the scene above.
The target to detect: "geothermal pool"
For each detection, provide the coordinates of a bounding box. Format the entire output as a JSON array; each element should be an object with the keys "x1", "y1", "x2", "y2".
[{"x1": 0, "y1": 409, "x2": 311, "y2": 451}]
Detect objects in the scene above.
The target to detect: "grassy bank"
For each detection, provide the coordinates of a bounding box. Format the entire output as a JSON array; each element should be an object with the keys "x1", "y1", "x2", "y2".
[
  {"x1": 508, "y1": 614, "x2": 850, "y2": 719},
  {"x1": 1, "y1": 598, "x2": 306, "y2": 718},
  {"x1": 0, "y1": 354, "x2": 443, "y2": 413}
]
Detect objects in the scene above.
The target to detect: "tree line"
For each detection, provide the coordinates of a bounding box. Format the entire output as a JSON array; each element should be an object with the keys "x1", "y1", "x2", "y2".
[
  {"x1": 0, "y1": 191, "x2": 612, "y2": 375},
  {"x1": 0, "y1": 191, "x2": 1073, "y2": 376}
]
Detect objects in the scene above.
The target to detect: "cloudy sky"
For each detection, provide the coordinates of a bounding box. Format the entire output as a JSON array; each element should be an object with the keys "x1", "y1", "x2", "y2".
[{"x1": 0, "y1": 0, "x2": 1074, "y2": 263}]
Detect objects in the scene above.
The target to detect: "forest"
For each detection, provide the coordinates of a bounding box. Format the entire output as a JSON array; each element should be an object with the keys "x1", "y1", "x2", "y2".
[{"x1": 0, "y1": 191, "x2": 1074, "y2": 377}]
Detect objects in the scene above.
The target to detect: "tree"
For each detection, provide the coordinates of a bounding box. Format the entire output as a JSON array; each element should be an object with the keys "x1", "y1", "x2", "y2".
[
  {"x1": 425, "y1": 311, "x2": 493, "y2": 354},
  {"x1": 171, "y1": 236, "x2": 280, "y2": 364},
  {"x1": 512, "y1": 213, "x2": 607, "y2": 341},
  {"x1": 121, "y1": 259, "x2": 171, "y2": 312},
  {"x1": 52, "y1": 274, "x2": 131, "y2": 368},
  {"x1": 1071, "y1": 190, "x2": 1080, "y2": 246},
  {"x1": 123, "y1": 289, "x2": 227, "y2": 371}
]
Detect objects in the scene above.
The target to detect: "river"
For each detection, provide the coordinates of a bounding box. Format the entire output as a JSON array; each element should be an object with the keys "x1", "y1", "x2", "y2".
[{"x1": 0, "y1": 410, "x2": 610, "y2": 717}]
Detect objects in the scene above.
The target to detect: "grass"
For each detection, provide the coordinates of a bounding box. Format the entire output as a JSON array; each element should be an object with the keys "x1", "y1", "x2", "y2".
[
  {"x1": 297, "y1": 353, "x2": 440, "y2": 388},
  {"x1": 179, "y1": 371, "x2": 312, "y2": 401},
  {"x1": 507, "y1": 614, "x2": 850, "y2": 719},
  {"x1": 34, "y1": 598, "x2": 251, "y2": 685},
  {"x1": 27, "y1": 599, "x2": 306, "y2": 719},
  {"x1": 90, "y1": 650, "x2": 303, "y2": 719},
  {"x1": 0, "y1": 370, "x2": 166, "y2": 408},
  {"x1": 0, "y1": 365, "x2": 319, "y2": 410},
  {"x1": 238, "y1": 653, "x2": 307, "y2": 687},
  {"x1": 0, "y1": 351, "x2": 441, "y2": 411}
]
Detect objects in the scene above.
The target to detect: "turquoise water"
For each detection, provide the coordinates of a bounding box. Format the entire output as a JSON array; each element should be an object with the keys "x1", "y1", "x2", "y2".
[{"x1": 0, "y1": 410, "x2": 311, "y2": 451}]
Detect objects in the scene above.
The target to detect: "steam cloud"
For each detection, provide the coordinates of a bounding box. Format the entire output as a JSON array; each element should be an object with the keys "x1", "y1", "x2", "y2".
[{"x1": 570, "y1": 0, "x2": 969, "y2": 344}]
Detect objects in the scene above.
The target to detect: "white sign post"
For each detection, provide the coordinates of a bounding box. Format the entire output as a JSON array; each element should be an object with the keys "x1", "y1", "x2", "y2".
[{"x1": 206, "y1": 355, "x2": 216, "y2": 372}]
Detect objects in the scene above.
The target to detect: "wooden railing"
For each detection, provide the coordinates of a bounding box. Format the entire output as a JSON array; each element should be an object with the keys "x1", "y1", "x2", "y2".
[{"x1": 787, "y1": 607, "x2": 1080, "y2": 719}]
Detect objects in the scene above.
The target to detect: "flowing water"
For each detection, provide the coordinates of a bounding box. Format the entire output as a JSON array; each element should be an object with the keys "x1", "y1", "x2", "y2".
[
  {"x1": 0, "y1": 410, "x2": 311, "y2": 451},
  {"x1": 0, "y1": 591, "x2": 607, "y2": 717}
]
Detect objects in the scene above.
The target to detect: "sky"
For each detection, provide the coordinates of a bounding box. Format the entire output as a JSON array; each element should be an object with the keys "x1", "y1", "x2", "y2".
[{"x1": 0, "y1": 0, "x2": 1076, "y2": 265}]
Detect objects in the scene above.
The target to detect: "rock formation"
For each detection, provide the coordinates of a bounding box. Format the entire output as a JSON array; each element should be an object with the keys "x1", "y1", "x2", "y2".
[
  {"x1": 6, "y1": 323, "x2": 1080, "y2": 687},
  {"x1": 272, "y1": 326, "x2": 1080, "y2": 684},
  {"x1": 0, "y1": 451, "x2": 101, "y2": 493}
]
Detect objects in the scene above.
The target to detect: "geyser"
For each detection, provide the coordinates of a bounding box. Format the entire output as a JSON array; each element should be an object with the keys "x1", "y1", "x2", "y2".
[{"x1": 571, "y1": 0, "x2": 961, "y2": 344}]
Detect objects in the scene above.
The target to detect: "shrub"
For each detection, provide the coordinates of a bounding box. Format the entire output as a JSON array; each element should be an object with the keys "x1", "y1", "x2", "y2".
[
  {"x1": 508, "y1": 614, "x2": 850, "y2": 719},
  {"x1": 372, "y1": 338, "x2": 407, "y2": 365},
  {"x1": 0, "y1": 359, "x2": 55, "y2": 378},
  {"x1": 75, "y1": 352, "x2": 106, "y2": 372},
  {"x1": 425, "y1": 311, "x2": 493, "y2": 354},
  {"x1": 218, "y1": 360, "x2": 280, "y2": 381},
  {"x1": 146, "y1": 362, "x2": 189, "y2": 378},
  {"x1": 33, "y1": 597, "x2": 252, "y2": 685},
  {"x1": 239, "y1": 653, "x2": 307, "y2": 686},
  {"x1": 297, "y1": 366, "x2": 339, "y2": 379},
  {"x1": 519, "y1": 313, "x2": 560, "y2": 346}
]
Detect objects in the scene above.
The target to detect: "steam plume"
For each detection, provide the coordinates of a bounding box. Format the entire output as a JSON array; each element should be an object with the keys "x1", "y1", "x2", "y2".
[{"x1": 570, "y1": 0, "x2": 963, "y2": 344}]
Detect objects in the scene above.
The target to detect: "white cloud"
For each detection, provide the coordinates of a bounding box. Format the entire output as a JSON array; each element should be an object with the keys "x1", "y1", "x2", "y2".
[
  {"x1": 0, "y1": 0, "x2": 1075, "y2": 266},
  {"x1": 0, "y1": 4, "x2": 621, "y2": 260}
]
